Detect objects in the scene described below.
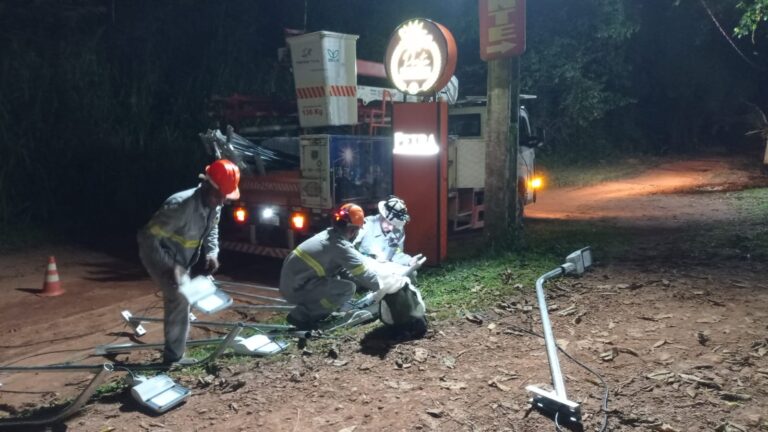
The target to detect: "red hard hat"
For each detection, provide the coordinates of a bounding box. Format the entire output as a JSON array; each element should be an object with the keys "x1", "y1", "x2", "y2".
[
  {"x1": 333, "y1": 203, "x2": 365, "y2": 228},
  {"x1": 205, "y1": 159, "x2": 241, "y2": 200}
]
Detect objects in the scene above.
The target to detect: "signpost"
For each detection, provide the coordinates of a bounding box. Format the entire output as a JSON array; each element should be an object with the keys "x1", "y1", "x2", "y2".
[{"x1": 479, "y1": 0, "x2": 525, "y2": 243}]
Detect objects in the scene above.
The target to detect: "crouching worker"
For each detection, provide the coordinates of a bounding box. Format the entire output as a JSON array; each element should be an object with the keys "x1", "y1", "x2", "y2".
[
  {"x1": 137, "y1": 159, "x2": 241, "y2": 365},
  {"x1": 279, "y1": 203, "x2": 381, "y2": 330},
  {"x1": 356, "y1": 195, "x2": 413, "y2": 265}
]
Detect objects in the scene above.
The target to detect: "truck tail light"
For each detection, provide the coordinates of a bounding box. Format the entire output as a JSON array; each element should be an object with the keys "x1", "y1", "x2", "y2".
[
  {"x1": 234, "y1": 207, "x2": 248, "y2": 224},
  {"x1": 290, "y1": 212, "x2": 307, "y2": 230},
  {"x1": 530, "y1": 177, "x2": 543, "y2": 189}
]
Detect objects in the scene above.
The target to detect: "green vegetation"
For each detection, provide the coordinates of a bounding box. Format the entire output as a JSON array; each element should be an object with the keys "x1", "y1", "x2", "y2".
[
  {"x1": 0, "y1": 1, "x2": 765, "y2": 237},
  {"x1": 539, "y1": 156, "x2": 662, "y2": 188}
]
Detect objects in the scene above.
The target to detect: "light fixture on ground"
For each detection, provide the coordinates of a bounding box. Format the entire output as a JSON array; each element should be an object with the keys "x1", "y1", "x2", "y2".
[
  {"x1": 179, "y1": 275, "x2": 233, "y2": 314},
  {"x1": 526, "y1": 247, "x2": 593, "y2": 429},
  {"x1": 130, "y1": 374, "x2": 190, "y2": 414}
]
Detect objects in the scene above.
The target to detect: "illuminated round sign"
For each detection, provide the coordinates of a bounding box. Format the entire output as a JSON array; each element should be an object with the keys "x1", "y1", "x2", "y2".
[{"x1": 385, "y1": 19, "x2": 457, "y2": 96}]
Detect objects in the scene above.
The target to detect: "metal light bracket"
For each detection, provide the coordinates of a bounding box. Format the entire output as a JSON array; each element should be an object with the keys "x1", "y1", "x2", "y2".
[
  {"x1": 526, "y1": 246, "x2": 593, "y2": 429},
  {"x1": 526, "y1": 385, "x2": 582, "y2": 425}
]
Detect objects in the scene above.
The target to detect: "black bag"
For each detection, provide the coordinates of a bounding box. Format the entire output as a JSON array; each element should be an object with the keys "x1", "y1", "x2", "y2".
[{"x1": 379, "y1": 282, "x2": 428, "y2": 338}]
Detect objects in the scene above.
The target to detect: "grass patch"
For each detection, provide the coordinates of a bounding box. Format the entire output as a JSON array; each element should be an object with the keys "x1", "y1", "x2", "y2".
[
  {"x1": 539, "y1": 156, "x2": 663, "y2": 188},
  {"x1": 423, "y1": 219, "x2": 637, "y2": 317}
]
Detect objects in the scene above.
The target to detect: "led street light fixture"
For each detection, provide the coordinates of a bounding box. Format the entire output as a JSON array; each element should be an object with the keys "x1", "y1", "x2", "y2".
[
  {"x1": 130, "y1": 374, "x2": 190, "y2": 414},
  {"x1": 179, "y1": 276, "x2": 233, "y2": 314},
  {"x1": 564, "y1": 246, "x2": 592, "y2": 275},
  {"x1": 233, "y1": 335, "x2": 289, "y2": 356}
]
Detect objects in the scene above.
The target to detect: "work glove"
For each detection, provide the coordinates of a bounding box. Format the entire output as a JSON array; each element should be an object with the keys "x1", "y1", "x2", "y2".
[{"x1": 205, "y1": 255, "x2": 220, "y2": 275}]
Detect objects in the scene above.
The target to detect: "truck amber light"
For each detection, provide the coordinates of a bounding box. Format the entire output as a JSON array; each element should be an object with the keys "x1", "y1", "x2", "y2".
[
  {"x1": 291, "y1": 213, "x2": 307, "y2": 230},
  {"x1": 234, "y1": 207, "x2": 248, "y2": 223},
  {"x1": 530, "y1": 177, "x2": 543, "y2": 189}
]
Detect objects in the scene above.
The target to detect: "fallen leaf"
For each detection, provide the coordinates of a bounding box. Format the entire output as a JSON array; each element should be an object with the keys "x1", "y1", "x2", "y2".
[
  {"x1": 332, "y1": 359, "x2": 349, "y2": 367},
  {"x1": 413, "y1": 348, "x2": 429, "y2": 363},
  {"x1": 719, "y1": 392, "x2": 751, "y2": 401},
  {"x1": 685, "y1": 386, "x2": 697, "y2": 398},
  {"x1": 558, "y1": 305, "x2": 578, "y2": 316},
  {"x1": 465, "y1": 313, "x2": 483, "y2": 325},
  {"x1": 618, "y1": 347, "x2": 640, "y2": 357},
  {"x1": 440, "y1": 380, "x2": 467, "y2": 390},
  {"x1": 652, "y1": 340, "x2": 668, "y2": 349},
  {"x1": 487, "y1": 323, "x2": 497, "y2": 331},
  {"x1": 600, "y1": 347, "x2": 619, "y2": 361},
  {"x1": 647, "y1": 369, "x2": 675, "y2": 381},
  {"x1": 678, "y1": 373, "x2": 721, "y2": 390},
  {"x1": 338, "y1": 426, "x2": 357, "y2": 432},
  {"x1": 441, "y1": 356, "x2": 456, "y2": 369},
  {"x1": 425, "y1": 408, "x2": 444, "y2": 418},
  {"x1": 488, "y1": 379, "x2": 511, "y2": 392},
  {"x1": 715, "y1": 422, "x2": 748, "y2": 432}
]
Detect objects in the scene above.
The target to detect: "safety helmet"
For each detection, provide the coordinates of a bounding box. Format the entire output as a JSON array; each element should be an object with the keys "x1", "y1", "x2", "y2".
[
  {"x1": 378, "y1": 195, "x2": 410, "y2": 229},
  {"x1": 333, "y1": 203, "x2": 365, "y2": 228},
  {"x1": 204, "y1": 159, "x2": 241, "y2": 200}
]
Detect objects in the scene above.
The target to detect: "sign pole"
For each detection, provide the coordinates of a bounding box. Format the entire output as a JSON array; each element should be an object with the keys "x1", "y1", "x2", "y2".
[
  {"x1": 479, "y1": 0, "x2": 525, "y2": 244},
  {"x1": 485, "y1": 58, "x2": 520, "y2": 243}
]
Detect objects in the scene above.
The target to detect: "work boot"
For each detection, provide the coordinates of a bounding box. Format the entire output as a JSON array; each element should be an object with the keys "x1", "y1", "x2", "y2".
[{"x1": 286, "y1": 314, "x2": 318, "y2": 330}]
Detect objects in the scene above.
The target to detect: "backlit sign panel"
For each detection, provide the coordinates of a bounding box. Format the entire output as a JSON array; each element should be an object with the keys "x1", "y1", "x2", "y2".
[
  {"x1": 393, "y1": 132, "x2": 440, "y2": 156},
  {"x1": 385, "y1": 19, "x2": 457, "y2": 96}
]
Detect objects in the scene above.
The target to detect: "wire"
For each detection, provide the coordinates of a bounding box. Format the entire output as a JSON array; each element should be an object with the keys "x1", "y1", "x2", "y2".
[
  {"x1": 114, "y1": 365, "x2": 136, "y2": 381},
  {"x1": 698, "y1": 0, "x2": 766, "y2": 71},
  {"x1": 507, "y1": 324, "x2": 609, "y2": 432}
]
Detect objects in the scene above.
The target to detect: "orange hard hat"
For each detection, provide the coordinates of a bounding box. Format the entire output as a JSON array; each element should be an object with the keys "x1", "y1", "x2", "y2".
[
  {"x1": 205, "y1": 159, "x2": 241, "y2": 200},
  {"x1": 333, "y1": 203, "x2": 365, "y2": 228}
]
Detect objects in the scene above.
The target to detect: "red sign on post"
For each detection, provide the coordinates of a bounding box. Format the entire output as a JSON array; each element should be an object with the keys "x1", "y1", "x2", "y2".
[{"x1": 479, "y1": 0, "x2": 526, "y2": 61}]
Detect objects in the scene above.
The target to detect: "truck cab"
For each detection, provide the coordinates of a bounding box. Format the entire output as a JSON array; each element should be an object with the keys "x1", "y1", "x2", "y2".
[{"x1": 446, "y1": 96, "x2": 543, "y2": 230}]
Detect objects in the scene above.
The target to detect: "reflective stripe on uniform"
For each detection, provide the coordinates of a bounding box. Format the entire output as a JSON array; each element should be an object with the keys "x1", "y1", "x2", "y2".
[
  {"x1": 149, "y1": 225, "x2": 201, "y2": 249},
  {"x1": 320, "y1": 298, "x2": 335, "y2": 310},
  {"x1": 294, "y1": 248, "x2": 326, "y2": 277},
  {"x1": 349, "y1": 263, "x2": 366, "y2": 276}
]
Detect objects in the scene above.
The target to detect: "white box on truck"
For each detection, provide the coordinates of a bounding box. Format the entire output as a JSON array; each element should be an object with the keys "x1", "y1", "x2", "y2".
[{"x1": 287, "y1": 31, "x2": 359, "y2": 127}]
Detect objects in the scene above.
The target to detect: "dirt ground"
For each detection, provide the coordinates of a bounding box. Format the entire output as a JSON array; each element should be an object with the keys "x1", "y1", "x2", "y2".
[{"x1": 1, "y1": 154, "x2": 767, "y2": 432}]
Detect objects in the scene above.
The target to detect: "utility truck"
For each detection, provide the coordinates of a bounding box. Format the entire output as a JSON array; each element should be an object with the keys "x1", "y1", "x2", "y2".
[
  {"x1": 203, "y1": 30, "x2": 543, "y2": 258},
  {"x1": 203, "y1": 97, "x2": 543, "y2": 258}
]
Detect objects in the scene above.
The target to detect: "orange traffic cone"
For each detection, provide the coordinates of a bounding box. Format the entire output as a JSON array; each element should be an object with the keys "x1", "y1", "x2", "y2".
[{"x1": 39, "y1": 256, "x2": 64, "y2": 297}]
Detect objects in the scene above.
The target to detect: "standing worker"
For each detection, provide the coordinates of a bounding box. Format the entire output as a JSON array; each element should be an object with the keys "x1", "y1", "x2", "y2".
[
  {"x1": 355, "y1": 195, "x2": 415, "y2": 266},
  {"x1": 279, "y1": 203, "x2": 384, "y2": 330},
  {"x1": 137, "y1": 159, "x2": 241, "y2": 365}
]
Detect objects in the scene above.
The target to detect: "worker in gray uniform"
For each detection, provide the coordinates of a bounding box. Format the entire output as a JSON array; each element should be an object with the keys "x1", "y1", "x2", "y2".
[
  {"x1": 355, "y1": 195, "x2": 414, "y2": 266},
  {"x1": 137, "y1": 159, "x2": 241, "y2": 365},
  {"x1": 279, "y1": 203, "x2": 381, "y2": 330}
]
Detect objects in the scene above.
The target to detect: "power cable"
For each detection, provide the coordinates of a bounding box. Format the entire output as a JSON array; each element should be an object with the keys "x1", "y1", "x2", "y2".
[{"x1": 699, "y1": 0, "x2": 766, "y2": 71}]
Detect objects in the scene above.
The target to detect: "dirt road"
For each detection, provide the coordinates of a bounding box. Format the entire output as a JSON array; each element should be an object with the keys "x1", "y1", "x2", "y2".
[{"x1": 1, "y1": 155, "x2": 767, "y2": 431}]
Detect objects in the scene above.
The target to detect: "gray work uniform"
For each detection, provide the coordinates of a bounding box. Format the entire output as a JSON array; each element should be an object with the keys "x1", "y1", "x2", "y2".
[
  {"x1": 137, "y1": 186, "x2": 221, "y2": 362},
  {"x1": 280, "y1": 228, "x2": 380, "y2": 323},
  {"x1": 355, "y1": 215, "x2": 412, "y2": 266}
]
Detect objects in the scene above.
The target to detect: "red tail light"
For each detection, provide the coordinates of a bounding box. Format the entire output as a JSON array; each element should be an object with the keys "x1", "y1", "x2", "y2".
[
  {"x1": 234, "y1": 207, "x2": 248, "y2": 224},
  {"x1": 291, "y1": 212, "x2": 307, "y2": 230}
]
